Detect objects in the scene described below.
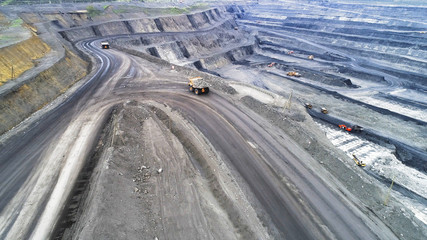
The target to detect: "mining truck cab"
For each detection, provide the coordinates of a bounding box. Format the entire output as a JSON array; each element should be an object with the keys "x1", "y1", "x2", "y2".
[
  {"x1": 188, "y1": 77, "x2": 210, "y2": 95},
  {"x1": 101, "y1": 41, "x2": 110, "y2": 49}
]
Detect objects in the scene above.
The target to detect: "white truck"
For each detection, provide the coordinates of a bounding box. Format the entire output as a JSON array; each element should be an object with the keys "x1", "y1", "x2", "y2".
[{"x1": 101, "y1": 41, "x2": 110, "y2": 49}]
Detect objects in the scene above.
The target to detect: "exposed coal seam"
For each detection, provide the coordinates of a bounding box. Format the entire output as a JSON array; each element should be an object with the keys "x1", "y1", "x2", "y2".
[
  {"x1": 245, "y1": 15, "x2": 426, "y2": 31},
  {"x1": 307, "y1": 109, "x2": 427, "y2": 173},
  {"x1": 91, "y1": 25, "x2": 101, "y2": 37},
  {"x1": 147, "y1": 47, "x2": 160, "y2": 58},
  {"x1": 202, "y1": 12, "x2": 211, "y2": 24},
  {"x1": 176, "y1": 41, "x2": 191, "y2": 58},
  {"x1": 245, "y1": 20, "x2": 427, "y2": 51},
  {"x1": 376, "y1": 93, "x2": 427, "y2": 110},
  {"x1": 186, "y1": 14, "x2": 198, "y2": 29},
  {"x1": 140, "y1": 37, "x2": 150, "y2": 46},
  {"x1": 58, "y1": 31, "x2": 70, "y2": 42},
  {"x1": 154, "y1": 18, "x2": 164, "y2": 32},
  {"x1": 123, "y1": 20, "x2": 135, "y2": 34},
  {"x1": 365, "y1": 170, "x2": 427, "y2": 206},
  {"x1": 269, "y1": 71, "x2": 427, "y2": 126}
]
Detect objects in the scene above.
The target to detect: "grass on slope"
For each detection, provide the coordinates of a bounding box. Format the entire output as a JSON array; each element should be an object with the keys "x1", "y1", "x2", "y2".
[{"x1": 0, "y1": 0, "x2": 13, "y2": 6}]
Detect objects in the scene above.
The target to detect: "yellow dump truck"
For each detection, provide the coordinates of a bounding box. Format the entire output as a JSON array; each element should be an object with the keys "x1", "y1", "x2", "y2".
[
  {"x1": 188, "y1": 77, "x2": 209, "y2": 95},
  {"x1": 287, "y1": 71, "x2": 301, "y2": 77}
]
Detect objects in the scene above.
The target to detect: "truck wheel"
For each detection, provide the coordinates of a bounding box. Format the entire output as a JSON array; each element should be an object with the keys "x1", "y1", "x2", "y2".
[
  {"x1": 195, "y1": 89, "x2": 200, "y2": 95},
  {"x1": 189, "y1": 86, "x2": 193, "y2": 92},
  {"x1": 205, "y1": 88, "x2": 209, "y2": 94}
]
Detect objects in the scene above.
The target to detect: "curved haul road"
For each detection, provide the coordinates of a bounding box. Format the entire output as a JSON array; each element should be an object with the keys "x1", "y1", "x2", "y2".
[{"x1": 0, "y1": 37, "x2": 397, "y2": 239}]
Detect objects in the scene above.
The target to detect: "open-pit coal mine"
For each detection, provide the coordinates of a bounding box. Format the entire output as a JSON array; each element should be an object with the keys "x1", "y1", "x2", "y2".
[{"x1": 0, "y1": 1, "x2": 426, "y2": 240}]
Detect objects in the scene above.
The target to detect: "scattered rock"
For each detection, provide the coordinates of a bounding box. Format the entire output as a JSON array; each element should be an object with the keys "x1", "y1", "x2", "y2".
[{"x1": 157, "y1": 168, "x2": 163, "y2": 174}]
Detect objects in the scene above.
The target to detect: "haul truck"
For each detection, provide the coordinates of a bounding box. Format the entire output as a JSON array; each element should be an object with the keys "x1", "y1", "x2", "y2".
[
  {"x1": 287, "y1": 71, "x2": 301, "y2": 77},
  {"x1": 188, "y1": 77, "x2": 209, "y2": 95},
  {"x1": 101, "y1": 41, "x2": 110, "y2": 49}
]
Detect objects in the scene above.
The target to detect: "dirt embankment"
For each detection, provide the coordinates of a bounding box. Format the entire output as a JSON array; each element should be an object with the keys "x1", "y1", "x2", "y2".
[
  {"x1": 57, "y1": 101, "x2": 270, "y2": 240},
  {"x1": 0, "y1": 13, "x2": 6, "y2": 23},
  {"x1": 0, "y1": 33, "x2": 51, "y2": 85},
  {"x1": 0, "y1": 49, "x2": 88, "y2": 135}
]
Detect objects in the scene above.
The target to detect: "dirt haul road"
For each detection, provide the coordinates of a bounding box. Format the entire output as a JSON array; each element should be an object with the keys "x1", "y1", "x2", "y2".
[{"x1": 0, "y1": 37, "x2": 397, "y2": 239}]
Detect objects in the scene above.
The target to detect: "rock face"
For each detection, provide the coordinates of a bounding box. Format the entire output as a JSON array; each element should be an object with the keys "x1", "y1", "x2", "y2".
[
  {"x1": 0, "y1": 49, "x2": 88, "y2": 134},
  {"x1": 0, "y1": 34, "x2": 51, "y2": 85},
  {"x1": 111, "y1": 20, "x2": 252, "y2": 69},
  {"x1": 59, "y1": 8, "x2": 228, "y2": 42}
]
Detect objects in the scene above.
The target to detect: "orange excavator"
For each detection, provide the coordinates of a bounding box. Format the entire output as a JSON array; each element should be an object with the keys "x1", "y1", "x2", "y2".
[{"x1": 339, "y1": 124, "x2": 352, "y2": 131}]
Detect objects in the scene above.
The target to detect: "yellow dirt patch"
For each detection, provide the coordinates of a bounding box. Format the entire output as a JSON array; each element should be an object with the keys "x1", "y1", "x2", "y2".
[
  {"x1": 0, "y1": 48, "x2": 88, "y2": 134},
  {"x1": 0, "y1": 33, "x2": 50, "y2": 85},
  {"x1": 0, "y1": 13, "x2": 7, "y2": 25}
]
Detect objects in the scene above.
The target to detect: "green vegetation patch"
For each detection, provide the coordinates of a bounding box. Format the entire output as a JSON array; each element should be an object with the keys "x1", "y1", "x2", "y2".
[
  {"x1": 86, "y1": 5, "x2": 102, "y2": 18},
  {"x1": 0, "y1": 0, "x2": 14, "y2": 6},
  {"x1": 0, "y1": 35, "x2": 18, "y2": 43},
  {"x1": 9, "y1": 18, "x2": 23, "y2": 28},
  {"x1": 165, "y1": 7, "x2": 187, "y2": 15},
  {"x1": 186, "y1": 3, "x2": 210, "y2": 12},
  {"x1": 112, "y1": 6, "x2": 137, "y2": 14},
  {"x1": 141, "y1": 3, "x2": 210, "y2": 17}
]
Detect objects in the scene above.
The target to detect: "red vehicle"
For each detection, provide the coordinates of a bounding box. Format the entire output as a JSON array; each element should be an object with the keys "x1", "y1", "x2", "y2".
[{"x1": 339, "y1": 124, "x2": 363, "y2": 132}]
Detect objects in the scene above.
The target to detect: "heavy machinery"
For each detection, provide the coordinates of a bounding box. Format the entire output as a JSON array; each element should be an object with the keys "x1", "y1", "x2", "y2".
[
  {"x1": 304, "y1": 103, "x2": 312, "y2": 109},
  {"x1": 339, "y1": 124, "x2": 363, "y2": 132},
  {"x1": 188, "y1": 77, "x2": 209, "y2": 95},
  {"x1": 268, "y1": 62, "x2": 276, "y2": 67},
  {"x1": 321, "y1": 107, "x2": 328, "y2": 114},
  {"x1": 308, "y1": 55, "x2": 314, "y2": 60},
  {"x1": 101, "y1": 41, "x2": 110, "y2": 49},
  {"x1": 287, "y1": 71, "x2": 301, "y2": 77},
  {"x1": 352, "y1": 154, "x2": 366, "y2": 167}
]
